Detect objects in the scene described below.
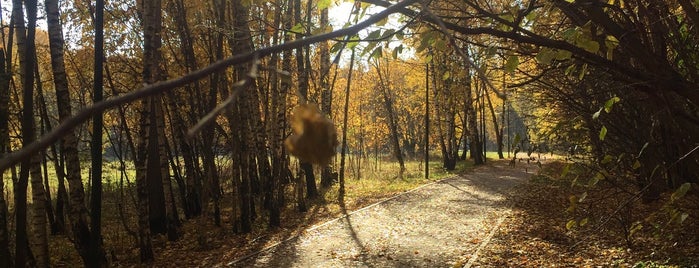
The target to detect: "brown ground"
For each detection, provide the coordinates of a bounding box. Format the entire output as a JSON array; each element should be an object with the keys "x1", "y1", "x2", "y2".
[{"x1": 224, "y1": 160, "x2": 531, "y2": 267}]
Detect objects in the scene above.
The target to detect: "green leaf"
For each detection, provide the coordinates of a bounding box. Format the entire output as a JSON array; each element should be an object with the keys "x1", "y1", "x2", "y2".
[
  {"x1": 381, "y1": 29, "x2": 396, "y2": 39},
  {"x1": 330, "y1": 42, "x2": 343, "y2": 54},
  {"x1": 317, "y1": 0, "x2": 332, "y2": 9},
  {"x1": 376, "y1": 16, "x2": 389, "y2": 26},
  {"x1": 578, "y1": 63, "x2": 588, "y2": 80},
  {"x1": 580, "y1": 40, "x2": 600, "y2": 53},
  {"x1": 580, "y1": 217, "x2": 589, "y2": 227},
  {"x1": 554, "y1": 50, "x2": 573, "y2": 60},
  {"x1": 434, "y1": 39, "x2": 447, "y2": 51},
  {"x1": 565, "y1": 64, "x2": 576, "y2": 76},
  {"x1": 630, "y1": 221, "x2": 643, "y2": 235},
  {"x1": 370, "y1": 47, "x2": 383, "y2": 59},
  {"x1": 290, "y1": 23, "x2": 304, "y2": 33},
  {"x1": 566, "y1": 219, "x2": 577, "y2": 230},
  {"x1": 599, "y1": 126, "x2": 607, "y2": 141},
  {"x1": 671, "y1": 183, "x2": 691, "y2": 202},
  {"x1": 525, "y1": 10, "x2": 538, "y2": 22},
  {"x1": 346, "y1": 35, "x2": 360, "y2": 49},
  {"x1": 604, "y1": 96, "x2": 621, "y2": 113},
  {"x1": 601, "y1": 155, "x2": 613, "y2": 164},
  {"x1": 592, "y1": 107, "x2": 602, "y2": 120},
  {"x1": 632, "y1": 160, "x2": 641, "y2": 170},
  {"x1": 505, "y1": 55, "x2": 519, "y2": 74},
  {"x1": 561, "y1": 164, "x2": 570, "y2": 178},
  {"x1": 536, "y1": 48, "x2": 555, "y2": 65},
  {"x1": 366, "y1": 29, "x2": 382, "y2": 40},
  {"x1": 442, "y1": 71, "x2": 451, "y2": 80},
  {"x1": 589, "y1": 172, "x2": 602, "y2": 186}
]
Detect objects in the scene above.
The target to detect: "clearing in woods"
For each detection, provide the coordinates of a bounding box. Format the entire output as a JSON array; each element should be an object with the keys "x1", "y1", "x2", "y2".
[{"x1": 225, "y1": 160, "x2": 533, "y2": 267}]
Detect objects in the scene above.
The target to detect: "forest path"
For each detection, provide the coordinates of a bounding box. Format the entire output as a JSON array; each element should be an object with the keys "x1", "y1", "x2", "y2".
[{"x1": 227, "y1": 160, "x2": 535, "y2": 267}]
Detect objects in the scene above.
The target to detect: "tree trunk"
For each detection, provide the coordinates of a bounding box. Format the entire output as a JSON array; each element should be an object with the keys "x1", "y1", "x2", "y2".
[
  {"x1": 464, "y1": 50, "x2": 483, "y2": 165},
  {"x1": 45, "y1": 0, "x2": 94, "y2": 263},
  {"x1": 319, "y1": 5, "x2": 335, "y2": 188},
  {"x1": 15, "y1": 0, "x2": 40, "y2": 265},
  {"x1": 0, "y1": 45, "x2": 13, "y2": 268},
  {"x1": 483, "y1": 81, "x2": 504, "y2": 159},
  {"x1": 88, "y1": 0, "x2": 108, "y2": 265},
  {"x1": 339, "y1": 49, "x2": 356, "y2": 201},
  {"x1": 166, "y1": 0, "x2": 203, "y2": 219},
  {"x1": 375, "y1": 62, "x2": 406, "y2": 175},
  {"x1": 294, "y1": 0, "x2": 318, "y2": 199},
  {"x1": 30, "y1": 61, "x2": 50, "y2": 266}
]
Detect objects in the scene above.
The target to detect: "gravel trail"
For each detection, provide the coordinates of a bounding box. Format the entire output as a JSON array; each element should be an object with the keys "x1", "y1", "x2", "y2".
[{"x1": 228, "y1": 161, "x2": 534, "y2": 267}]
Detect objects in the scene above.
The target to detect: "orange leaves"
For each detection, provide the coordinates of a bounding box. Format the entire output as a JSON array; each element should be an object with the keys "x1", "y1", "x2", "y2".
[{"x1": 285, "y1": 104, "x2": 338, "y2": 165}]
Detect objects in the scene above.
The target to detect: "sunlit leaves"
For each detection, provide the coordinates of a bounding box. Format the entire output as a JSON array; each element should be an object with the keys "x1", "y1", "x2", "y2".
[
  {"x1": 604, "y1": 96, "x2": 620, "y2": 113},
  {"x1": 442, "y1": 71, "x2": 451, "y2": 80},
  {"x1": 504, "y1": 55, "x2": 519, "y2": 74},
  {"x1": 318, "y1": 0, "x2": 332, "y2": 10},
  {"x1": 290, "y1": 23, "x2": 304, "y2": 33}
]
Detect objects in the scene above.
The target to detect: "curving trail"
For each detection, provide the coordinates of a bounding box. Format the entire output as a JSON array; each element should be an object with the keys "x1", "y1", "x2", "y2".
[{"x1": 226, "y1": 160, "x2": 535, "y2": 268}]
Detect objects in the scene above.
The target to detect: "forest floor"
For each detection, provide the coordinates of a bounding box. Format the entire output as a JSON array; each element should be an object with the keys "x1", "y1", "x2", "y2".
[
  {"x1": 222, "y1": 160, "x2": 530, "y2": 267},
  {"x1": 135, "y1": 158, "x2": 698, "y2": 267}
]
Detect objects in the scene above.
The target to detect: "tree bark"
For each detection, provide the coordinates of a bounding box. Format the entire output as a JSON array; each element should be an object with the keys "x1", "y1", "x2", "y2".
[
  {"x1": 375, "y1": 61, "x2": 406, "y2": 175},
  {"x1": 45, "y1": 0, "x2": 95, "y2": 263},
  {"x1": 14, "y1": 0, "x2": 39, "y2": 265},
  {"x1": 483, "y1": 80, "x2": 504, "y2": 159},
  {"x1": 0, "y1": 18, "x2": 13, "y2": 267}
]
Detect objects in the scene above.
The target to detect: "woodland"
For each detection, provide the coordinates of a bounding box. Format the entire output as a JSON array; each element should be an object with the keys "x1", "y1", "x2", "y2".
[{"x1": 0, "y1": 0, "x2": 697, "y2": 266}]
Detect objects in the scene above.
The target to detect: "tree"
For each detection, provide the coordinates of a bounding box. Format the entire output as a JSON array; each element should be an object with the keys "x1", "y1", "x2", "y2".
[
  {"x1": 319, "y1": 3, "x2": 334, "y2": 188},
  {"x1": 0, "y1": 15, "x2": 14, "y2": 268},
  {"x1": 45, "y1": 0, "x2": 96, "y2": 264},
  {"x1": 88, "y1": 0, "x2": 109, "y2": 265},
  {"x1": 295, "y1": 0, "x2": 318, "y2": 199},
  {"x1": 373, "y1": 59, "x2": 406, "y2": 174},
  {"x1": 13, "y1": 0, "x2": 36, "y2": 264}
]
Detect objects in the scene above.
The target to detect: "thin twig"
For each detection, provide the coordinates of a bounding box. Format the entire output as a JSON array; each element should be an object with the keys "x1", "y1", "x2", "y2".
[{"x1": 186, "y1": 55, "x2": 259, "y2": 138}]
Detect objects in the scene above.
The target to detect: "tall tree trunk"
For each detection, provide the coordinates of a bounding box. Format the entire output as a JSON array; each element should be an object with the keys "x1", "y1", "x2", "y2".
[
  {"x1": 464, "y1": 50, "x2": 483, "y2": 165},
  {"x1": 319, "y1": 5, "x2": 334, "y2": 188},
  {"x1": 88, "y1": 0, "x2": 108, "y2": 265},
  {"x1": 375, "y1": 62, "x2": 405, "y2": 175},
  {"x1": 294, "y1": 0, "x2": 318, "y2": 199},
  {"x1": 0, "y1": 3, "x2": 14, "y2": 263},
  {"x1": 339, "y1": 49, "x2": 356, "y2": 201},
  {"x1": 166, "y1": 0, "x2": 202, "y2": 219},
  {"x1": 30, "y1": 55, "x2": 49, "y2": 267},
  {"x1": 0, "y1": 47, "x2": 13, "y2": 268},
  {"x1": 483, "y1": 82, "x2": 504, "y2": 159},
  {"x1": 227, "y1": 0, "x2": 261, "y2": 233},
  {"x1": 35, "y1": 60, "x2": 59, "y2": 235},
  {"x1": 14, "y1": 0, "x2": 36, "y2": 265},
  {"x1": 45, "y1": 0, "x2": 94, "y2": 263}
]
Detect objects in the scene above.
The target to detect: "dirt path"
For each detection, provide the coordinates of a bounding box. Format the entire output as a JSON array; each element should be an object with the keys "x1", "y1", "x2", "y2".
[{"x1": 226, "y1": 160, "x2": 535, "y2": 267}]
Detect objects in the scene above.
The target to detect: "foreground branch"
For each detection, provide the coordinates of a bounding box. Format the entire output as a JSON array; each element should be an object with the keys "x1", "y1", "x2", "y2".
[{"x1": 0, "y1": 0, "x2": 419, "y2": 171}]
